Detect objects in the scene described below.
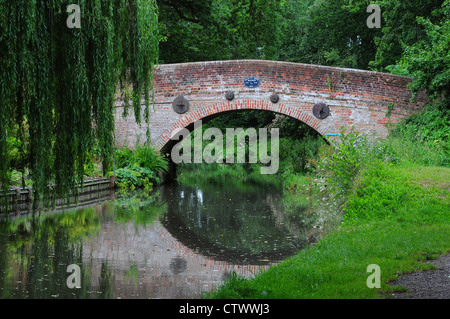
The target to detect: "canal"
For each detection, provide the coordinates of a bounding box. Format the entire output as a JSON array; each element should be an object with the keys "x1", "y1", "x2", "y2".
[{"x1": 0, "y1": 178, "x2": 324, "y2": 299}]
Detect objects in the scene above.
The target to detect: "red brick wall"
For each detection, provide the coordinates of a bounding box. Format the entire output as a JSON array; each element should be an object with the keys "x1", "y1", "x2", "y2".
[{"x1": 114, "y1": 60, "x2": 428, "y2": 150}]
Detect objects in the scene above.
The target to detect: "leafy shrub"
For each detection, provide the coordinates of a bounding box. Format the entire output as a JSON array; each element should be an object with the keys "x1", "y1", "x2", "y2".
[
  {"x1": 315, "y1": 127, "x2": 368, "y2": 196},
  {"x1": 133, "y1": 145, "x2": 169, "y2": 173},
  {"x1": 114, "y1": 144, "x2": 168, "y2": 172},
  {"x1": 115, "y1": 166, "x2": 158, "y2": 191},
  {"x1": 114, "y1": 147, "x2": 134, "y2": 169},
  {"x1": 392, "y1": 106, "x2": 449, "y2": 143},
  {"x1": 112, "y1": 144, "x2": 168, "y2": 191}
]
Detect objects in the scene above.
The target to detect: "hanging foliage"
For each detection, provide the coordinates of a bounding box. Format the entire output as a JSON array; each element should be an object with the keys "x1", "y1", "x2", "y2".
[{"x1": 0, "y1": 0, "x2": 159, "y2": 207}]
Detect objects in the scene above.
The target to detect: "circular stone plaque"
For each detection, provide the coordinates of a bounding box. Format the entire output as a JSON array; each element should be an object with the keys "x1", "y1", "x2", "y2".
[
  {"x1": 172, "y1": 95, "x2": 190, "y2": 114},
  {"x1": 225, "y1": 91, "x2": 235, "y2": 101},
  {"x1": 270, "y1": 94, "x2": 279, "y2": 104},
  {"x1": 312, "y1": 103, "x2": 330, "y2": 120}
]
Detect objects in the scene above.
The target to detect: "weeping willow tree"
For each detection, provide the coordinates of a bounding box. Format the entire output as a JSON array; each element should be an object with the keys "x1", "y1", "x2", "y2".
[{"x1": 0, "y1": 0, "x2": 159, "y2": 207}]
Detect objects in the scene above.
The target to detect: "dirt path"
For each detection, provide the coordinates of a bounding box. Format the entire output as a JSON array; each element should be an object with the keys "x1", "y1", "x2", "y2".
[{"x1": 387, "y1": 254, "x2": 450, "y2": 299}]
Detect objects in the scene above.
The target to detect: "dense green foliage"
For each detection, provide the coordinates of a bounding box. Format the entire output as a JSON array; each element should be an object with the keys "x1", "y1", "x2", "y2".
[
  {"x1": 113, "y1": 144, "x2": 168, "y2": 191},
  {"x1": 115, "y1": 144, "x2": 168, "y2": 173},
  {"x1": 158, "y1": 0, "x2": 447, "y2": 73},
  {"x1": 158, "y1": 0, "x2": 284, "y2": 63},
  {"x1": 398, "y1": 1, "x2": 450, "y2": 106},
  {"x1": 0, "y1": 0, "x2": 159, "y2": 204}
]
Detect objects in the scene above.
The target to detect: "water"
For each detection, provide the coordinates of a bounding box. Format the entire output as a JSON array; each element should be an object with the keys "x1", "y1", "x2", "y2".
[{"x1": 0, "y1": 180, "x2": 321, "y2": 299}]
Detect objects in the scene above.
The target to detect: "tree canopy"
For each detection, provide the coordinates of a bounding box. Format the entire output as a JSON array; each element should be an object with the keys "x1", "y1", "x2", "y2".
[
  {"x1": 158, "y1": 0, "x2": 447, "y2": 74},
  {"x1": 399, "y1": 0, "x2": 450, "y2": 106}
]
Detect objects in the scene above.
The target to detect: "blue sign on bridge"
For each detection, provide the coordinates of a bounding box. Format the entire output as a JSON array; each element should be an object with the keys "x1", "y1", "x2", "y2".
[{"x1": 244, "y1": 76, "x2": 260, "y2": 88}]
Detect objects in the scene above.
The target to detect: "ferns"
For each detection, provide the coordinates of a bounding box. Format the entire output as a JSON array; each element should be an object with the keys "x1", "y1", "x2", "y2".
[{"x1": 113, "y1": 144, "x2": 168, "y2": 191}]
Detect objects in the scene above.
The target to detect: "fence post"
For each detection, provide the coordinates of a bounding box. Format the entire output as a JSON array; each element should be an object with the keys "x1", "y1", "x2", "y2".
[
  {"x1": 109, "y1": 175, "x2": 115, "y2": 188},
  {"x1": 27, "y1": 187, "x2": 33, "y2": 203}
]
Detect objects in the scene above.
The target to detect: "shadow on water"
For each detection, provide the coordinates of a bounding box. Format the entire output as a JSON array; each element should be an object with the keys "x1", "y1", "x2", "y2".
[{"x1": 0, "y1": 175, "x2": 325, "y2": 299}]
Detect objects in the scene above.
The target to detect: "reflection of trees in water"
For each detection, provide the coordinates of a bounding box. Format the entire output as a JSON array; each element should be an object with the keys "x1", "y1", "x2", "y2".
[
  {"x1": 0, "y1": 207, "x2": 115, "y2": 299},
  {"x1": 160, "y1": 183, "x2": 319, "y2": 263},
  {"x1": 113, "y1": 190, "x2": 168, "y2": 226}
]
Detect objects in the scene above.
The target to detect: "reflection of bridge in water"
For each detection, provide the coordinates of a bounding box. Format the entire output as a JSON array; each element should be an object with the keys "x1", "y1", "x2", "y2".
[
  {"x1": 159, "y1": 221, "x2": 273, "y2": 275},
  {"x1": 82, "y1": 203, "x2": 271, "y2": 299}
]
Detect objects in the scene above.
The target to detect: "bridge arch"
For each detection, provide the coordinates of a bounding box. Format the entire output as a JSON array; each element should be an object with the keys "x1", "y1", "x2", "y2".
[{"x1": 156, "y1": 99, "x2": 325, "y2": 154}]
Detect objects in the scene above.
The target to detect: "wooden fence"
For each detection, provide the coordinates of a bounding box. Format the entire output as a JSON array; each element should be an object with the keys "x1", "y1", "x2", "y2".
[{"x1": 0, "y1": 177, "x2": 115, "y2": 217}]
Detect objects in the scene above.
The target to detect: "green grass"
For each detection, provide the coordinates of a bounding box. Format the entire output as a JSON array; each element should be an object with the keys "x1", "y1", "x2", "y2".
[
  {"x1": 206, "y1": 163, "x2": 450, "y2": 299},
  {"x1": 343, "y1": 161, "x2": 449, "y2": 225},
  {"x1": 208, "y1": 222, "x2": 448, "y2": 299}
]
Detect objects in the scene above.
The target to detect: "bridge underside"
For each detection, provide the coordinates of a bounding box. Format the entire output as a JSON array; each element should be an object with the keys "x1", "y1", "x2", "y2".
[{"x1": 114, "y1": 60, "x2": 427, "y2": 152}]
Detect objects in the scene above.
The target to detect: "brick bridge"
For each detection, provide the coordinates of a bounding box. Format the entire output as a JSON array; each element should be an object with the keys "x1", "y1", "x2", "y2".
[{"x1": 114, "y1": 60, "x2": 427, "y2": 152}]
